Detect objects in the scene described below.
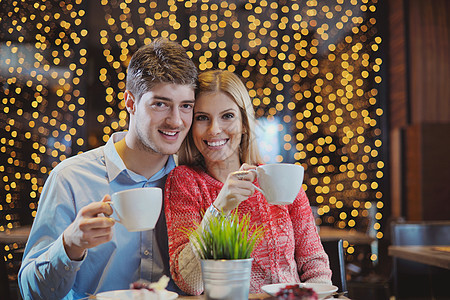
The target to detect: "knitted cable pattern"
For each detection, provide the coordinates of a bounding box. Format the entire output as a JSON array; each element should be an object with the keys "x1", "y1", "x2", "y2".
[{"x1": 165, "y1": 165, "x2": 332, "y2": 295}]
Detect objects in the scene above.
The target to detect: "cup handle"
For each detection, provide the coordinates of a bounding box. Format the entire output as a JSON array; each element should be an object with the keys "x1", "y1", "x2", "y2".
[
  {"x1": 104, "y1": 201, "x2": 120, "y2": 223},
  {"x1": 252, "y1": 183, "x2": 264, "y2": 195},
  {"x1": 248, "y1": 169, "x2": 265, "y2": 196}
]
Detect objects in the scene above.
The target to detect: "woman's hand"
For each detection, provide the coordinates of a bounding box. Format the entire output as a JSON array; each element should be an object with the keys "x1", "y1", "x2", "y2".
[{"x1": 213, "y1": 163, "x2": 257, "y2": 214}]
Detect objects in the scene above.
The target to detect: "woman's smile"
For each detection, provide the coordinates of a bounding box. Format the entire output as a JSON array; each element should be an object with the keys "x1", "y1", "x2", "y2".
[{"x1": 204, "y1": 138, "x2": 229, "y2": 147}]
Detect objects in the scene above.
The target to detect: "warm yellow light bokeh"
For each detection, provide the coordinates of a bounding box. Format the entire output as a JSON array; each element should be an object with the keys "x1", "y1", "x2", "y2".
[{"x1": 1, "y1": 0, "x2": 384, "y2": 265}]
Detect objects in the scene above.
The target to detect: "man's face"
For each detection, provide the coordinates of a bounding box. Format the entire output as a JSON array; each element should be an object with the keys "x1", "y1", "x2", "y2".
[{"x1": 128, "y1": 83, "x2": 195, "y2": 155}]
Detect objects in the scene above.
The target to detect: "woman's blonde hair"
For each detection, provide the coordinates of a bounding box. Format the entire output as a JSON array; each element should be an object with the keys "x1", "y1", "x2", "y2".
[{"x1": 178, "y1": 70, "x2": 263, "y2": 166}]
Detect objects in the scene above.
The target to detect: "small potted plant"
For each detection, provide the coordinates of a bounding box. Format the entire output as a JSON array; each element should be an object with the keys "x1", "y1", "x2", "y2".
[{"x1": 185, "y1": 211, "x2": 264, "y2": 300}]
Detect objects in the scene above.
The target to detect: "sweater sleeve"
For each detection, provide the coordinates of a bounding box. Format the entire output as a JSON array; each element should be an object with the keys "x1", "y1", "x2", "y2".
[
  {"x1": 289, "y1": 188, "x2": 332, "y2": 284},
  {"x1": 164, "y1": 167, "x2": 207, "y2": 295}
]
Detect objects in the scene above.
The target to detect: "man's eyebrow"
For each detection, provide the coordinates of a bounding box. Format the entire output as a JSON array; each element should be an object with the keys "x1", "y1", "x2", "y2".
[
  {"x1": 153, "y1": 96, "x2": 172, "y2": 101},
  {"x1": 153, "y1": 96, "x2": 195, "y2": 102}
]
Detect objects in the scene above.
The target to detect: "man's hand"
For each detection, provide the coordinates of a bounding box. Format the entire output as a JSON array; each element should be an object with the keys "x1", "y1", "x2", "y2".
[{"x1": 63, "y1": 195, "x2": 115, "y2": 260}]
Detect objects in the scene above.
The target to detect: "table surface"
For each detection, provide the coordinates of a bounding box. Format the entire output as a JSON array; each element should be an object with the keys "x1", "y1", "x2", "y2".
[
  {"x1": 0, "y1": 225, "x2": 31, "y2": 244},
  {"x1": 177, "y1": 294, "x2": 349, "y2": 299},
  {"x1": 178, "y1": 294, "x2": 270, "y2": 299},
  {"x1": 319, "y1": 226, "x2": 375, "y2": 245},
  {"x1": 388, "y1": 245, "x2": 450, "y2": 270},
  {"x1": 0, "y1": 225, "x2": 376, "y2": 245}
]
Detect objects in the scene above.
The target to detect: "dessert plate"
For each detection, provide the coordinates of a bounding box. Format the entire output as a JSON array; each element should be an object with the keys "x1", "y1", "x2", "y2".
[{"x1": 95, "y1": 289, "x2": 178, "y2": 299}]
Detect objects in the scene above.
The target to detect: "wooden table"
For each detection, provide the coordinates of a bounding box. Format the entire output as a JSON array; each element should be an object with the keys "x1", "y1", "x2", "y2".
[
  {"x1": 388, "y1": 245, "x2": 450, "y2": 270},
  {"x1": 0, "y1": 225, "x2": 377, "y2": 246},
  {"x1": 178, "y1": 293, "x2": 270, "y2": 299},
  {"x1": 319, "y1": 227, "x2": 375, "y2": 245},
  {"x1": 177, "y1": 294, "x2": 349, "y2": 299},
  {"x1": 0, "y1": 225, "x2": 31, "y2": 244}
]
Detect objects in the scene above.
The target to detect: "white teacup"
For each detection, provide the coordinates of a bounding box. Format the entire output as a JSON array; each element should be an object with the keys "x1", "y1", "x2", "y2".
[
  {"x1": 109, "y1": 187, "x2": 162, "y2": 232},
  {"x1": 253, "y1": 163, "x2": 304, "y2": 205}
]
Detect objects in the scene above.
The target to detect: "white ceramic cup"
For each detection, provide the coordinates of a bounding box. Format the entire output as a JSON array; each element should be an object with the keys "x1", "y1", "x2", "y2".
[
  {"x1": 252, "y1": 163, "x2": 304, "y2": 205},
  {"x1": 109, "y1": 187, "x2": 162, "y2": 232}
]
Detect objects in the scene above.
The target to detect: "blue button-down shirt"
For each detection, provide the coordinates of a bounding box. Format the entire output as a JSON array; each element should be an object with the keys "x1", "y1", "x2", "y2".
[{"x1": 19, "y1": 132, "x2": 177, "y2": 299}]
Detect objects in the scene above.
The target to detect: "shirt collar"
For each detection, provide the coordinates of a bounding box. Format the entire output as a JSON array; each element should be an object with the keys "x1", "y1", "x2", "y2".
[
  {"x1": 104, "y1": 132, "x2": 128, "y2": 182},
  {"x1": 103, "y1": 131, "x2": 176, "y2": 183}
]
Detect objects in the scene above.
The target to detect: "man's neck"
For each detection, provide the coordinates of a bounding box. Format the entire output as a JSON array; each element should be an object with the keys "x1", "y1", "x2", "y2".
[{"x1": 114, "y1": 137, "x2": 169, "y2": 180}]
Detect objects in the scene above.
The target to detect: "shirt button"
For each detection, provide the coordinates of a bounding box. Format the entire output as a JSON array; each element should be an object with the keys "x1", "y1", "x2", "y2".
[
  {"x1": 64, "y1": 265, "x2": 70, "y2": 271},
  {"x1": 143, "y1": 250, "x2": 150, "y2": 256}
]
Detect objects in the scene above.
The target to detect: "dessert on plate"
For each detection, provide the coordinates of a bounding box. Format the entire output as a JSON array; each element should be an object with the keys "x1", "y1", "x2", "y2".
[
  {"x1": 94, "y1": 276, "x2": 175, "y2": 299},
  {"x1": 274, "y1": 284, "x2": 318, "y2": 300},
  {"x1": 130, "y1": 275, "x2": 170, "y2": 292}
]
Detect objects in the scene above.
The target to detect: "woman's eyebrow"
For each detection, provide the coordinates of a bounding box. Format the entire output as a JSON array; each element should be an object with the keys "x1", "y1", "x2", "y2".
[
  {"x1": 221, "y1": 108, "x2": 237, "y2": 113},
  {"x1": 195, "y1": 108, "x2": 236, "y2": 114},
  {"x1": 194, "y1": 111, "x2": 208, "y2": 115}
]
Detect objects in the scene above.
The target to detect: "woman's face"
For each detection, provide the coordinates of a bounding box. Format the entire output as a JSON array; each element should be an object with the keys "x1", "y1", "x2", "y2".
[{"x1": 193, "y1": 91, "x2": 243, "y2": 166}]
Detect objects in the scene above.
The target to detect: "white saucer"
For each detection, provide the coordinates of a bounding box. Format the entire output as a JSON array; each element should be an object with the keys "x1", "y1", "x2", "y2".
[{"x1": 96, "y1": 289, "x2": 178, "y2": 299}]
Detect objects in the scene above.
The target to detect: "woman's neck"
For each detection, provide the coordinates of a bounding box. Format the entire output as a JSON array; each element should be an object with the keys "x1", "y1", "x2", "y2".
[{"x1": 205, "y1": 158, "x2": 241, "y2": 183}]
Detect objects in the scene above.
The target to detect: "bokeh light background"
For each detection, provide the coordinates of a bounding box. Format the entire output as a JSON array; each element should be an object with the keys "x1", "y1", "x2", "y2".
[{"x1": 0, "y1": 0, "x2": 387, "y2": 269}]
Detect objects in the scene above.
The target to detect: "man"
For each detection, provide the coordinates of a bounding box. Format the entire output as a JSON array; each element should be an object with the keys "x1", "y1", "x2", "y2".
[{"x1": 18, "y1": 38, "x2": 198, "y2": 299}]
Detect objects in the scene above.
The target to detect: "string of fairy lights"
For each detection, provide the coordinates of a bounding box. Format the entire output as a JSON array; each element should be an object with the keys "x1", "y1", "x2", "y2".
[
  {"x1": 1, "y1": 0, "x2": 385, "y2": 268},
  {"x1": 0, "y1": 0, "x2": 88, "y2": 265}
]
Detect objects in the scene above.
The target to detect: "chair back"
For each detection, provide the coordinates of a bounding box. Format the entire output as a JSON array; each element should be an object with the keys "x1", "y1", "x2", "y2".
[
  {"x1": 391, "y1": 221, "x2": 450, "y2": 299},
  {"x1": 322, "y1": 238, "x2": 347, "y2": 293},
  {"x1": 392, "y1": 221, "x2": 450, "y2": 247}
]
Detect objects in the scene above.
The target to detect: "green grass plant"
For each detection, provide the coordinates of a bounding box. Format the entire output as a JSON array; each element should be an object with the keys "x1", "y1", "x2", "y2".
[{"x1": 185, "y1": 211, "x2": 264, "y2": 260}]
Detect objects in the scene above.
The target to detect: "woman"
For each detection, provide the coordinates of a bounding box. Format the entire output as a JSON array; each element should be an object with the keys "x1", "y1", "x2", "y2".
[{"x1": 164, "y1": 70, "x2": 332, "y2": 295}]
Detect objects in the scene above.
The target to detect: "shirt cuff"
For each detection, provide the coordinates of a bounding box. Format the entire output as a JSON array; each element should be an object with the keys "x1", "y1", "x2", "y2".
[{"x1": 47, "y1": 235, "x2": 85, "y2": 276}]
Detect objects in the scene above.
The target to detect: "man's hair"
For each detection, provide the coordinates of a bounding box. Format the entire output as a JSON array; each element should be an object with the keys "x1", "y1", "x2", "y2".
[
  {"x1": 126, "y1": 37, "x2": 198, "y2": 101},
  {"x1": 178, "y1": 70, "x2": 263, "y2": 166}
]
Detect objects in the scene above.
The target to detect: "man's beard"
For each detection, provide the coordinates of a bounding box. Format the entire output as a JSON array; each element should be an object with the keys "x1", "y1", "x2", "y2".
[{"x1": 135, "y1": 126, "x2": 163, "y2": 155}]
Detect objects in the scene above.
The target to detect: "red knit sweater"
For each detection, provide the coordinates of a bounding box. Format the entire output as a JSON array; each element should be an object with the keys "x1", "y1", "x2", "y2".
[{"x1": 165, "y1": 165, "x2": 332, "y2": 295}]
